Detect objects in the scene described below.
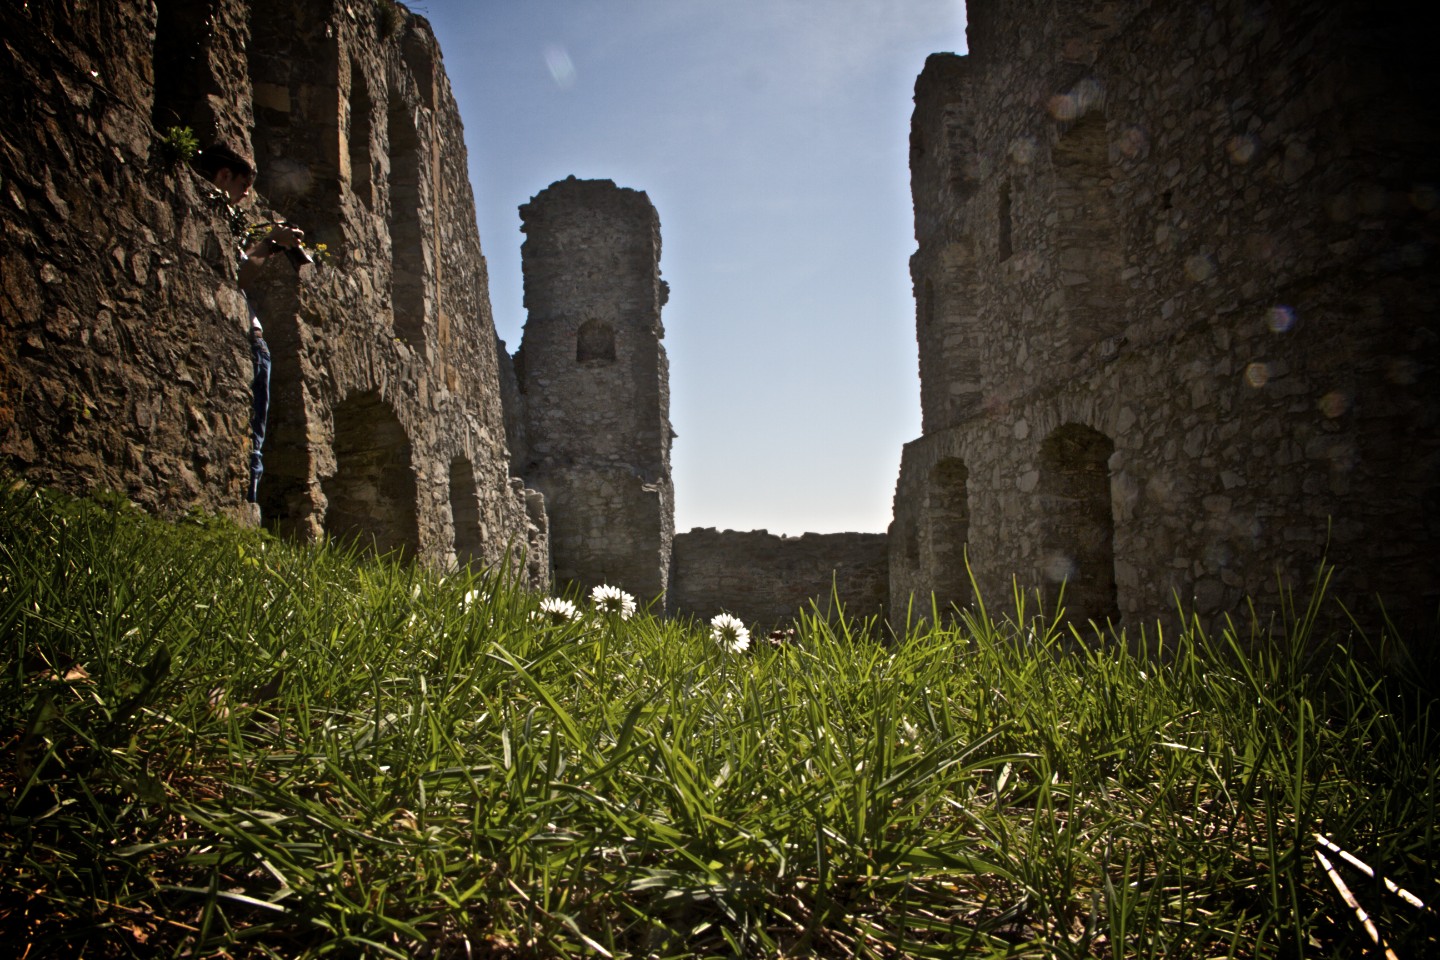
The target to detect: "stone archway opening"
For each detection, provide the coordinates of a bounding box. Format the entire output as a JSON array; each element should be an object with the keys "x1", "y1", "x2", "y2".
[
  {"x1": 448, "y1": 456, "x2": 483, "y2": 566},
  {"x1": 348, "y1": 58, "x2": 375, "y2": 212},
  {"x1": 151, "y1": 0, "x2": 215, "y2": 138},
  {"x1": 924, "y1": 456, "x2": 972, "y2": 615},
  {"x1": 322, "y1": 391, "x2": 418, "y2": 559},
  {"x1": 251, "y1": 275, "x2": 313, "y2": 543},
  {"x1": 387, "y1": 94, "x2": 425, "y2": 351},
  {"x1": 247, "y1": 0, "x2": 341, "y2": 247},
  {"x1": 1038, "y1": 423, "x2": 1118, "y2": 627}
]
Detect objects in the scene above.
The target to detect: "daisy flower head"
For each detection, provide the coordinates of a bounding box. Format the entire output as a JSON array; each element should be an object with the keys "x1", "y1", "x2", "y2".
[
  {"x1": 590, "y1": 584, "x2": 637, "y2": 621},
  {"x1": 535, "y1": 596, "x2": 580, "y2": 626},
  {"x1": 710, "y1": 613, "x2": 751, "y2": 653}
]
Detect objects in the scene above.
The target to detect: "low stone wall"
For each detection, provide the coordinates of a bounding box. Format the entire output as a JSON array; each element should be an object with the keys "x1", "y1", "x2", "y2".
[{"x1": 669, "y1": 528, "x2": 888, "y2": 630}]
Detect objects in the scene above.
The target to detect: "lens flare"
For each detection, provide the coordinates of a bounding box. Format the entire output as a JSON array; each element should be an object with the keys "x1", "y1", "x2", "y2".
[
  {"x1": 1318, "y1": 391, "x2": 1350, "y2": 418},
  {"x1": 1118, "y1": 126, "x2": 1148, "y2": 158},
  {"x1": 1386, "y1": 357, "x2": 1419, "y2": 385},
  {"x1": 1225, "y1": 134, "x2": 1257, "y2": 164},
  {"x1": 1184, "y1": 253, "x2": 1215, "y2": 282},
  {"x1": 543, "y1": 44, "x2": 576, "y2": 89},
  {"x1": 1244, "y1": 362, "x2": 1270, "y2": 388},
  {"x1": 1043, "y1": 553, "x2": 1077, "y2": 583},
  {"x1": 1266, "y1": 305, "x2": 1295, "y2": 333}
]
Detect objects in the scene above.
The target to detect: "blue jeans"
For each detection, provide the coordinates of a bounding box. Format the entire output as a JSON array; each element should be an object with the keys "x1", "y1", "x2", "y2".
[{"x1": 247, "y1": 335, "x2": 271, "y2": 503}]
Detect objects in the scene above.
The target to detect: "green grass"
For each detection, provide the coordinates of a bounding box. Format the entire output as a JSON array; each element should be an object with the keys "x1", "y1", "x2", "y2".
[{"x1": 1, "y1": 481, "x2": 1436, "y2": 958}]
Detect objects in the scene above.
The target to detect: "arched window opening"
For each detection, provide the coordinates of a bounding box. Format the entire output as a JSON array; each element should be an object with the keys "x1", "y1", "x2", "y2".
[
  {"x1": 1038, "y1": 423, "x2": 1118, "y2": 628},
  {"x1": 246, "y1": 0, "x2": 342, "y2": 248},
  {"x1": 387, "y1": 96, "x2": 425, "y2": 350},
  {"x1": 576, "y1": 320, "x2": 616, "y2": 363},
  {"x1": 1052, "y1": 113, "x2": 1125, "y2": 354},
  {"x1": 247, "y1": 0, "x2": 292, "y2": 146},
  {"x1": 401, "y1": 30, "x2": 435, "y2": 108},
  {"x1": 152, "y1": 0, "x2": 215, "y2": 139},
  {"x1": 449, "y1": 457, "x2": 484, "y2": 566},
  {"x1": 348, "y1": 59, "x2": 375, "y2": 212},
  {"x1": 323, "y1": 391, "x2": 418, "y2": 558}
]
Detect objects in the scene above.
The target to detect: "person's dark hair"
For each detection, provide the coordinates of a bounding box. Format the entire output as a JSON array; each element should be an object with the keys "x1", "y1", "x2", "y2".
[{"x1": 193, "y1": 141, "x2": 255, "y2": 181}]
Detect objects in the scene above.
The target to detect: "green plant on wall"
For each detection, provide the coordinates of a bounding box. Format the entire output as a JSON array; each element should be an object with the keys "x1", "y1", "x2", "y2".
[
  {"x1": 157, "y1": 125, "x2": 199, "y2": 165},
  {"x1": 243, "y1": 220, "x2": 332, "y2": 266}
]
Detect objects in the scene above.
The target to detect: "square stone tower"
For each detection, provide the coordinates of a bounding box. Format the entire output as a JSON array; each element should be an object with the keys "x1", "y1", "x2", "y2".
[{"x1": 514, "y1": 178, "x2": 675, "y2": 604}]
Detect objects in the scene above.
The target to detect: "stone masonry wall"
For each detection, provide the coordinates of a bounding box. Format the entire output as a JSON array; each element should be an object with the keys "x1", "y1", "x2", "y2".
[
  {"x1": 514, "y1": 178, "x2": 674, "y2": 604},
  {"x1": 2, "y1": 1, "x2": 255, "y2": 520},
  {"x1": 670, "y1": 529, "x2": 889, "y2": 631},
  {"x1": 1, "y1": 0, "x2": 547, "y2": 585},
  {"x1": 893, "y1": 0, "x2": 1439, "y2": 635}
]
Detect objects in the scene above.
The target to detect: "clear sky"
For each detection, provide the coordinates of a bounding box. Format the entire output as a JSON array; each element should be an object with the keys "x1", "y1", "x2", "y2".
[{"x1": 414, "y1": 0, "x2": 967, "y2": 535}]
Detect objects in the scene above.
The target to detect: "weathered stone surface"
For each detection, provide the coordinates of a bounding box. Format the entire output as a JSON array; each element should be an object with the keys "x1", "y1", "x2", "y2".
[
  {"x1": 1, "y1": 0, "x2": 546, "y2": 586},
  {"x1": 670, "y1": 529, "x2": 889, "y2": 631},
  {"x1": 512, "y1": 178, "x2": 675, "y2": 604},
  {"x1": 893, "y1": 0, "x2": 1440, "y2": 636}
]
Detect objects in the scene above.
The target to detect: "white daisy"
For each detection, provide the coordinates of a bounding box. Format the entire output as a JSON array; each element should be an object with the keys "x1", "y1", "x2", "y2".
[
  {"x1": 535, "y1": 596, "x2": 580, "y2": 626},
  {"x1": 710, "y1": 613, "x2": 750, "y2": 653},
  {"x1": 590, "y1": 584, "x2": 637, "y2": 620}
]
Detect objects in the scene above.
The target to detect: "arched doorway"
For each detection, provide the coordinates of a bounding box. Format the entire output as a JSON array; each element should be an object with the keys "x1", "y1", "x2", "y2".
[
  {"x1": 322, "y1": 391, "x2": 418, "y2": 559},
  {"x1": 1038, "y1": 423, "x2": 1118, "y2": 627}
]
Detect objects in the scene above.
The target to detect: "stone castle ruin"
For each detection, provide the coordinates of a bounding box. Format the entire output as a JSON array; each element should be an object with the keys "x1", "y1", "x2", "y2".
[
  {"x1": 2, "y1": 0, "x2": 1435, "y2": 636},
  {"x1": 2, "y1": 0, "x2": 547, "y2": 589},
  {"x1": 510, "y1": 178, "x2": 676, "y2": 603},
  {"x1": 891, "y1": 0, "x2": 1438, "y2": 634}
]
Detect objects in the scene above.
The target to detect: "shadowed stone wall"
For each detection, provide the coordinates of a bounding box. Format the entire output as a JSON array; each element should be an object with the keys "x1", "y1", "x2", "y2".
[
  {"x1": 513, "y1": 178, "x2": 675, "y2": 604},
  {"x1": 1, "y1": 1, "x2": 254, "y2": 520},
  {"x1": 1, "y1": 0, "x2": 547, "y2": 584},
  {"x1": 892, "y1": 0, "x2": 1440, "y2": 635},
  {"x1": 670, "y1": 529, "x2": 889, "y2": 631}
]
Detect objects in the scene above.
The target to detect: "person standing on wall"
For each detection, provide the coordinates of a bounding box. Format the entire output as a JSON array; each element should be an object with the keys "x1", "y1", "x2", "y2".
[{"x1": 192, "y1": 143, "x2": 305, "y2": 505}]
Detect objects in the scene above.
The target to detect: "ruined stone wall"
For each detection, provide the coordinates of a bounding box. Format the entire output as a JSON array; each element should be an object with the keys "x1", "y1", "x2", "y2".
[
  {"x1": 670, "y1": 529, "x2": 889, "y2": 631},
  {"x1": 1, "y1": 0, "x2": 547, "y2": 585},
  {"x1": 1, "y1": 1, "x2": 256, "y2": 520},
  {"x1": 893, "y1": 0, "x2": 1440, "y2": 635},
  {"x1": 515, "y1": 178, "x2": 674, "y2": 603}
]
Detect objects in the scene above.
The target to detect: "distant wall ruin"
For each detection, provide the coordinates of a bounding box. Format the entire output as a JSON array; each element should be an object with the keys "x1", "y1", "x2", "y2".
[
  {"x1": 670, "y1": 529, "x2": 888, "y2": 630},
  {"x1": 892, "y1": 0, "x2": 1440, "y2": 634}
]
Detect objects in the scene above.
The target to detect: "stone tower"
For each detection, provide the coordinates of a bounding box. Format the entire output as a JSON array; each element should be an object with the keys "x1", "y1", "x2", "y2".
[{"x1": 514, "y1": 178, "x2": 675, "y2": 604}]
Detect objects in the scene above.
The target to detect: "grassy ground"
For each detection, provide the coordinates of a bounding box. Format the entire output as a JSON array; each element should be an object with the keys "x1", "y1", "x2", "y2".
[{"x1": 1, "y1": 481, "x2": 1436, "y2": 958}]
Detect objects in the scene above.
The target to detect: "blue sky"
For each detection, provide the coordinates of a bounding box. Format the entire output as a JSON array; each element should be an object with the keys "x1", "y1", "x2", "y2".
[{"x1": 415, "y1": 0, "x2": 966, "y2": 535}]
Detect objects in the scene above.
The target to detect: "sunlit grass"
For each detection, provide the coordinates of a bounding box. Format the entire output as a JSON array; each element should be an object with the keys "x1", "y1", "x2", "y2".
[{"x1": 1, "y1": 481, "x2": 1435, "y2": 957}]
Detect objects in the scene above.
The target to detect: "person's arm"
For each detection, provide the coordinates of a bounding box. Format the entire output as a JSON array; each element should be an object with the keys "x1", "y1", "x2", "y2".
[{"x1": 237, "y1": 224, "x2": 305, "y2": 291}]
